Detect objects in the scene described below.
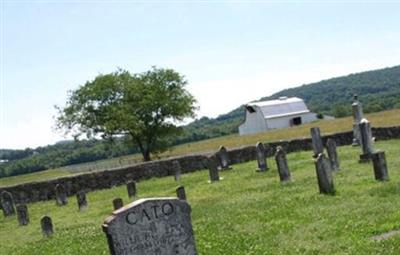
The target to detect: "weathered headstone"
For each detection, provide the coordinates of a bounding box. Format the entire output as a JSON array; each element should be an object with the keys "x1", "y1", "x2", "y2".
[
  {"x1": 314, "y1": 153, "x2": 335, "y2": 195},
  {"x1": 326, "y1": 138, "x2": 340, "y2": 171},
  {"x1": 358, "y1": 118, "x2": 374, "y2": 162},
  {"x1": 274, "y1": 146, "x2": 291, "y2": 182},
  {"x1": 103, "y1": 198, "x2": 197, "y2": 255},
  {"x1": 371, "y1": 151, "x2": 389, "y2": 181},
  {"x1": 113, "y1": 198, "x2": 124, "y2": 210},
  {"x1": 173, "y1": 160, "x2": 182, "y2": 181},
  {"x1": 16, "y1": 204, "x2": 29, "y2": 226},
  {"x1": 127, "y1": 181, "x2": 137, "y2": 199},
  {"x1": 41, "y1": 216, "x2": 54, "y2": 237},
  {"x1": 207, "y1": 156, "x2": 220, "y2": 182},
  {"x1": 176, "y1": 186, "x2": 187, "y2": 201},
  {"x1": 1, "y1": 191, "x2": 16, "y2": 217},
  {"x1": 352, "y1": 95, "x2": 364, "y2": 146},
  {"x1": 76, "y1": 191, "x2": 88, "y2": 211},
  {"x1": 217, "y1": 146, "x2": 231, "y2": 170},
  {"x1": 255, "y1": 142, "x2": 269, "y2": 172},
  {"x1": 310, "y1": 127, "x2": 324, "y2": 158},
  {"x1": 55, "y1": 184, "x2": 68, "y2": 206}
]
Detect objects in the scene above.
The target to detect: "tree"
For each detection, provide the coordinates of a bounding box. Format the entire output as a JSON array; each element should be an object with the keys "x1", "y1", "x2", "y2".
[{"x1": 56, "y1": 67, "x2": 197, "y2": 161}]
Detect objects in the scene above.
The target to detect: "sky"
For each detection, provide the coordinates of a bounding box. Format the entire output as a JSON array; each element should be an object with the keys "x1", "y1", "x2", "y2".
[{"x1": 1, "y1": 1, "x2": 400, "y2": 149}]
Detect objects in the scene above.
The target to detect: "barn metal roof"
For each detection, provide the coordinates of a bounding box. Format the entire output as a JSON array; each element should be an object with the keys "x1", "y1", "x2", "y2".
[{"x1": 247, "y1": 97, "x2": 310, "y2": 119}]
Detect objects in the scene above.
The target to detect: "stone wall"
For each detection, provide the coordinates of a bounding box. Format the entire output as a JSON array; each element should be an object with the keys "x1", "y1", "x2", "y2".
[{"x1": 1, "y1": 126, "x2": 399, "y2": 205}]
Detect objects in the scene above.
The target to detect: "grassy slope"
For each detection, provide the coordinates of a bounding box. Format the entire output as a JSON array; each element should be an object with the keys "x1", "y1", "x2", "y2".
[
  {"x1": 1, "y1": 139, "x2": 400, "y2": 254},
  {"x1": 0, "y1": 108, "x2": 399, "y2": 188}
]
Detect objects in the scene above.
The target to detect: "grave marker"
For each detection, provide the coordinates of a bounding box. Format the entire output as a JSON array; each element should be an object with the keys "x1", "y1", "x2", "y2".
[
  {"x1": 55, "y1": 184, "x2": 68, "y2": 206},
  {"x1": 127, "y1": 181, "x2": 137, "y2": 199},
  {"x1": 274, "y1": 146, "x2": 291, "y2": 182},
  {"x1": 310, "y1": 127, "x2": 324, "y2": 158},
  {"x1": 76, "y1": 191, "x2": 88, "y2": 211},
  {"x1": 173, "y1": 160, "x2": 182, "y2": 181},
  {"x1": 217, "y1": 146, "x2": 231, "y2": 170},
  {"x1": 358, "y1": 118, "x2": 374, "y2": 162},
  {"x1": 326, "y1": 138, "x2": 340, "y2": 171},
  {"x1": 176, "y1": 186, "x2": 187, "y2": 201},
  {"x1": 16, "y1": 204, "x2": 29, "y2": 226},
  {"x1": 207, "y1": 156, "x2": 220, "y2": 182},
  {"x1": 352, "y1": 95, "x2": 364, "y2": 146},
  {"x1": 256, "y1": 142, "x2": 269, "y2": 172},
  {"x1": 113, "y1": 198, "x2": 123, "y2": 210},
  {"x1": 103, "y1": 198, "x2": 197, "y2": 255},
  {"x1": 41, "y1": 216, "x2": 54, "y2": 237},
  {"x1": 314, "y1": 153, "x2": 335, "y2": 195},
  {"x1": 371, "y1": 151, "x2": 389, "y2": 181},
  {"x1": 1, "y1": 191, "x2": 16, "y2": 217}
]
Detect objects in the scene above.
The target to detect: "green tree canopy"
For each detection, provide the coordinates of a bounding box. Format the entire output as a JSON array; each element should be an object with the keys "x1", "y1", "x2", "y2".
[{"x1": 56, "y1": 67, "x2": 197, "y2": 161}]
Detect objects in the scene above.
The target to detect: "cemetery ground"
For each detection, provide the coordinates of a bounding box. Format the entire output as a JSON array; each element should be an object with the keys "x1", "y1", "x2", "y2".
[
  {"x1": 0, "y1": 108, "x2": 399, "y2": 188},
  {"x1": 1, "y1": 139, "x2": 400, "y2": 254}
]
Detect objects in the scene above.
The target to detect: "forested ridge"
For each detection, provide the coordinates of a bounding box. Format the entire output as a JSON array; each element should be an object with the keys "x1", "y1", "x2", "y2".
[{"x1": 1, "y1": 65, "x2": 399, "y2": 178}]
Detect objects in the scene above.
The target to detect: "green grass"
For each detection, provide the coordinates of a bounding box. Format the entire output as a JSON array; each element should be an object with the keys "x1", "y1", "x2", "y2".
[
  {"x1": 1, "y1": 139, "x2": 400, "y2": 254},
  {"x1": 1, "y1": 108, "x2": 399, "y2": 188}
]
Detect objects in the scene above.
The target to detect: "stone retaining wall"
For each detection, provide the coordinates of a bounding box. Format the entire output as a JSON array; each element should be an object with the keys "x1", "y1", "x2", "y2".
[{"x1": 1, "y1": 126, "x2": 399, "y2": 205}]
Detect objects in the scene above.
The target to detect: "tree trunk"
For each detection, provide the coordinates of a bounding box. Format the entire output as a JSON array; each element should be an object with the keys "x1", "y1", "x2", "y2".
[{"x1": 142, "y1": 149, "x2": 151, "y2": 162}]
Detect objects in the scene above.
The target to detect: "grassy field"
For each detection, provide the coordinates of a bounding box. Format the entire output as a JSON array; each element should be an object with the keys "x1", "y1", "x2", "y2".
[
  {"x1": 1, "y1": 139, "x2": 400, "y2": 254},
  {"x1": 0, "y1": 108, "x2": 399, "y2": 188}
]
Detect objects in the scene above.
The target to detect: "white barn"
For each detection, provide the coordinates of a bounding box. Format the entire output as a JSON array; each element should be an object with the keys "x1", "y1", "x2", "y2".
[{"x1": 238, "y1": 97, "x2": 318, "y2": 136}]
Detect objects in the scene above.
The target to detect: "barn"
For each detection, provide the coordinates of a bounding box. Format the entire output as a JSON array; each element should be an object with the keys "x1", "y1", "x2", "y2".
[{"x1": 238, "y1": 97, "x2": 318, "y2": 136}]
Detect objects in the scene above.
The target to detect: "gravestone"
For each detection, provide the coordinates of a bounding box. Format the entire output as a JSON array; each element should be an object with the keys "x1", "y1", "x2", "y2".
[
  {"x1": 41, "y1": 216, "x2": 54, "y2": 237},
  {"x1": 76, "y1": 191, "x2": 88, "y2": 211},
  {"x1": 127, "y1": 181, "x2": 137, "y2": 199},
  {"x1": 255, "y1": 142, "x2": 269, "y2": 172},
  {"x1": 352, "y1": 95, "x2": 364, "y2": 146},
  {"x1": 113, "y1": 198, "x2": 124, "y2": 210},
  {"x1": 358, "y1": 118, "x2": 374, "y2": 162},
  {"x1": 103, "y1": 198, "x2": 197, "y2": 255},
  {"x1": 371, "y1": 151, "x2": 389, "y2": 181},
  {"x1": 207, "y1": 156, "x2": 220, "y2": 182},
  {"x1": 326, "y1": 138, "x2": 340, "y2": 171},
  {"x1": 310, "y1": 127, "x2": 324, "y2": 158},
  {"x1": 1, "y1": 191, "x2": 16, "y2": 217},
  {"x1": 176, "y1": 186, "x2": 187, "y2": 201},
  {"x1": 173, "y1": 160, "x2": 182, "y2": 181},
  {"x1": 314, "y1": 153, "x2": 335, "y2": 195},
  {"x1": 16, "y1": 204, "x2": 29, "y2": 226},
  {"x1": 217, "y1": 146, "x2": 231, "y2": 170},
  {"x1": 55, "y1": 184, "x2": 68, "y2": 206},
  {"x1": 274, "y1": 146, "x2": 291, "y2": 182}
]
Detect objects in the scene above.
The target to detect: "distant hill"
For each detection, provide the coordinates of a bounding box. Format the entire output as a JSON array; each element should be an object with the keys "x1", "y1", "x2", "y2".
[{"x1": 177, "y1": 65, "x2": 400, "y2": 143}]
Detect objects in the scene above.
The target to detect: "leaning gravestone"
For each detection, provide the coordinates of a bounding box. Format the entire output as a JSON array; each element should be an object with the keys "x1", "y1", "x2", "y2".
[
  {"x1": 310, "y1": 127, "x2": 324, "y2": 158},
  {"x1": 314, "y1": 153, "x2": 335, "y2": 195},
  {"x1": 113, "y1": 198, "x2": 124, "y2": 210},
  {"x1": 16, "y1": 204, "x2": 29, "y2": 226},
  {"x1": 127, "y1": 181, "x2": 137, "y2": 199},
  {"x1": 207, "y1": 156, "x2": 220, "y2": 182},
  {"x1": 255, "y1": 142, "x2": 269, "y2": 172},
  {"x1": 76, "y1": 191, "x2": 88, "y2": 211},
  {"x1": 1, "y1": 191, "x2": 16, "y2": 217},
  {"x1": 55, "y1": 184, "x2": 68, "y2": 206},
  {"x1": 326, "y1": 138, "x2": 340, "y2": 171},
  {"x1": 217, "y1": 146, "x2": 231, "y2": 170},
  {"x1": 41, "y1": 216, "x2": 54, "y2": 237},
  {"x1": 103, "y1": 198, "x2": 197, "y2": 255},
  {"x1": 173, "y1": 160, "x2": 182, "y2": 181},
  {"x1": 274, "y1": 146, "x2": 291, "y2": 182},
  {"x1": 358, "y1": 118, "x2": 374, "y2": 162},
  {"x1": 371, "y1": 151, "x2": 389, "y2": 181}
]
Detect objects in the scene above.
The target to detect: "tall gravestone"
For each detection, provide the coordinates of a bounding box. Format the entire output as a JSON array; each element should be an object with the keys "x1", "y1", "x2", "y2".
[
  {"x1": 217, "y1": 146, "x2": 231, "y2": 170},
  {"x1": 127, "y1": 181, "x2": 137, "y2": 199},
  {"x1": 173, "y1": 160, "x2": 182, "y2": 181},
  {"x1": 326, "y1": 138, "x2": 340, "y2": 171},
  {"x1": 16, "y1": 204, "x2": 29, "y2": 226},
  {"x1": 352, "y1": 95, "x2": 363, "y2": 146},
  {"x1": 55, "y1": 184, "x2": 68, "y2": 206},
  {"x1": 76, "y1": 191, "x2": 88, "y2": 211},
  {"x1": 1, "y1": 191, "x2": 16, "y2": 217},
  {"x1": 103, "y1": 198, "x2": 197, "y2": 255},
  {"x1": 310, "y1": 127, "x2": 324, "y2": 158},
  {"x1": 176, "y1": 186, "x2": 187, "y2": 201},
  {"x1": 371, "y1": 151, "x2": 389, "y2": 181},
  {"x1": 314, "y1": 153, "x2": 335, "y2": 195},
  {"x1": 207, "y1": 156, "x2": 221, "y2": 183},
  {"x1": 358, "y1": 118, "x2": 374, "y2": 162},
  {"x1": 41, "y1": 216, "x2": 54, "y2": 237},
  {"x1": 113, "y1": 198, "x2": 124, "y2": 210},
  {"x1": 274, "y1": 146, "x2": 291, "y2": 182},
  {"x1": 255, "y1": 142, "x2": 269, "y2": 172}
]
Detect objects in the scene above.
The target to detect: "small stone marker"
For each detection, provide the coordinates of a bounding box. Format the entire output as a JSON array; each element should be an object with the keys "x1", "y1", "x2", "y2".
[
  {"x1": 352, "y1": 95, "x2": 363, "y2": 146},
  {"x1": 16, "y1": 204, "x2": 29, "y2": 226},
  {"x1": 314, "y1": 153, "x2": 335, "y2": 195},
  {"x1": 310, "y1": 127, "x2": 324, "y2": 158},
  {"x1": 173, "y1": 160, "x2": 182, "y2": 181},
  {"x1": 207, "y1": 156, "x2": 220, "y2": 182},
  {"x1": 274, "y1": 146, "x2": 291, "y2": 182},
  {"x1": 371, "y1": 151, "x2": 389, "y2": 181},
  {"x1": 41, "y1": 216, "x2": 54, "y2": 237},
  {"x1": 103, "y1": 198, "x2": 197, "y2": 255},
  {"x1": 1, "y1": 191, "x2": 16, "y2": 217},
  {"x1": 176, "y1": 186, "x2": 187, "y2": 201},
  {"x1": 113, "y1": 198, "x2": 124, "y2": 210},
  {"x1": 358, "y1": 118, "x2": 374, "y2": 162},
  {"x1": 76, "y1": 191, "x2": 88, "y2": 211},
  {"x1": 256, "y1": 142, "x2": 269, "y2": 172},
  {"x1": 326, "y1": 138, "x2": 340, "y2": 171},
  {"x1": 127, "y1": 181, "x2": 137, "y2": 199},
  {"x1": 55, "y1": 184, "x2": 68, "y2": 206},
  {"x1": 217, "y1": 146, "x2": 231, "y2": 170}
]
